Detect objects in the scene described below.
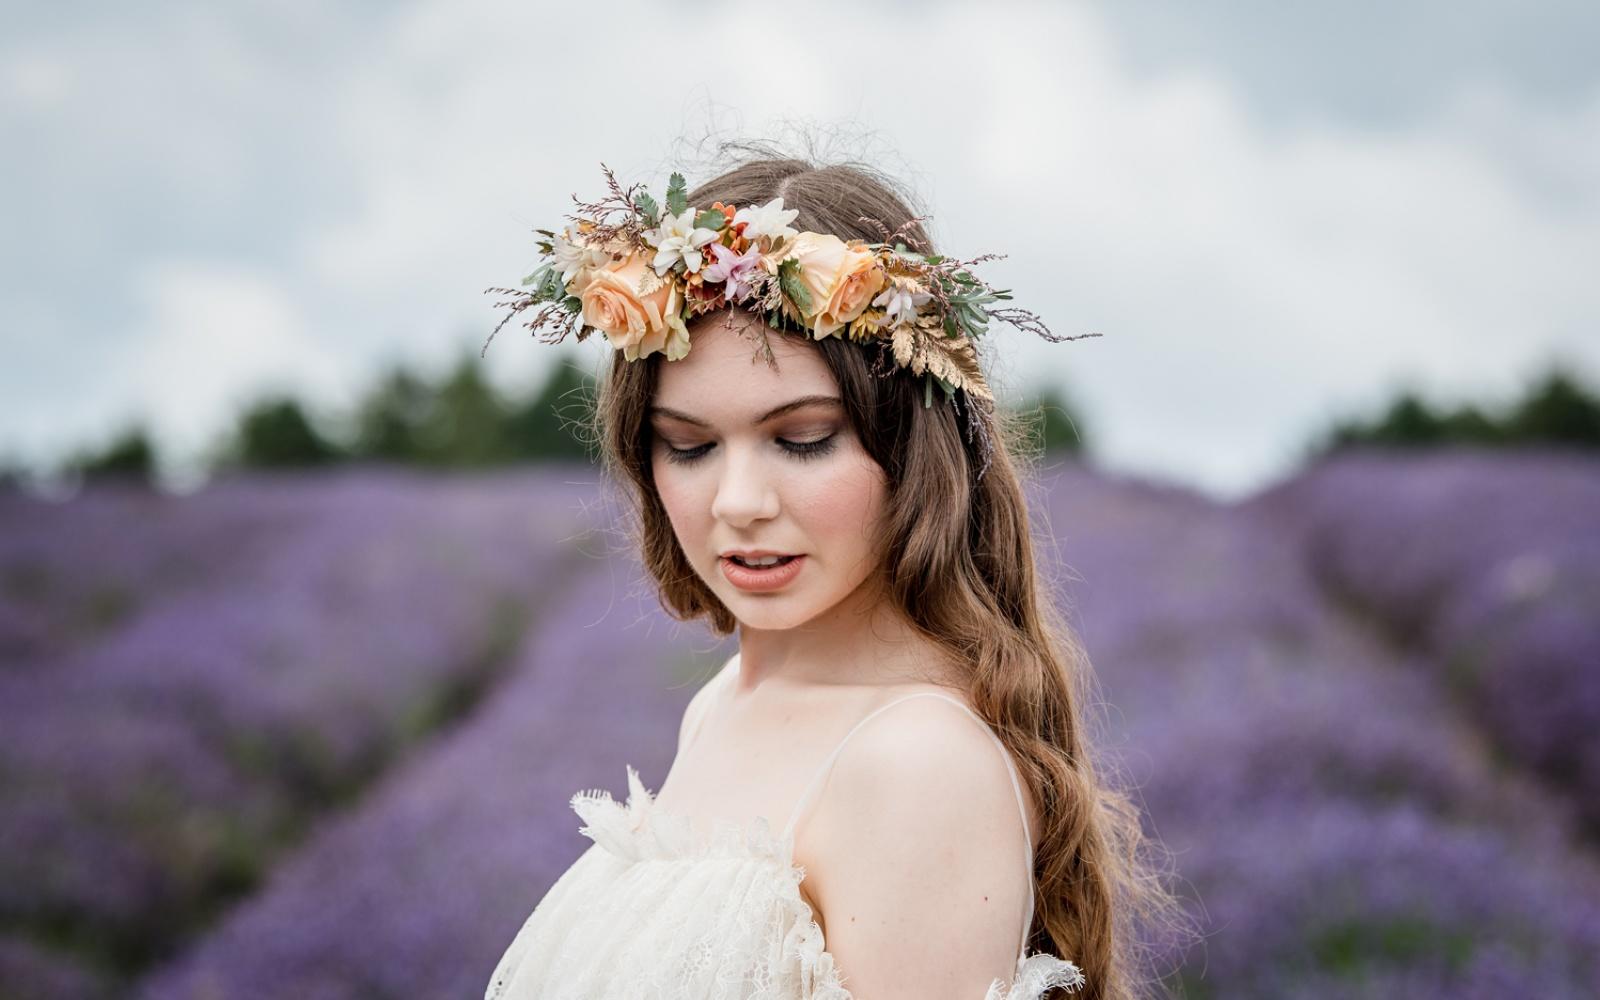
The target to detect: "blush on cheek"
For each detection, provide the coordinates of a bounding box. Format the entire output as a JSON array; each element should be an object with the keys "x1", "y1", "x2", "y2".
[
  {"x1": 652, "y1": 467, "x2": 702, "y2": 548},
  {"x1": 792, "y1": 450, "x2": 887, "y2": 547}
]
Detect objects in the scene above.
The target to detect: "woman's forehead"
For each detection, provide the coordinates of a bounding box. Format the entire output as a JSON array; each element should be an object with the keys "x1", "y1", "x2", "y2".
[
  {"x1": 653, "y1": 315, "x2": 838, "y2": 421},
  {"x1": 650, "y1": 392, "x2": 843, "y2": 430}
]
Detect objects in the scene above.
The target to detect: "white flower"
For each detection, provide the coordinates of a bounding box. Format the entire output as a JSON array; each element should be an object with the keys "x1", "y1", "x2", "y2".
[
  {"x1": 733, "y1": 196, "x2": 799, "y2": 243},
  {"x1": 872, "y1": 278, "x2": 933, "y2": 328},
  {"x1": 643, "y1": 208, "x2": 720, "y2": 276},
  {"x1": 552, "y1": 226, "x2": 610, "y2": 286}
]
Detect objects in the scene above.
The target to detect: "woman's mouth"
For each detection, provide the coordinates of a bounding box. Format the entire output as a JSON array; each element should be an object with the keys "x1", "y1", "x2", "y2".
[{"x1": 720, "y1": 554, "x2": 805, "y2": 592}]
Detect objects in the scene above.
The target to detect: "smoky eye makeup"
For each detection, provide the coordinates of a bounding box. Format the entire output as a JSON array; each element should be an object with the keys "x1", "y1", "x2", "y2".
[{"x1": 655, "y1": 427, "x2": 841, "y2": 466}]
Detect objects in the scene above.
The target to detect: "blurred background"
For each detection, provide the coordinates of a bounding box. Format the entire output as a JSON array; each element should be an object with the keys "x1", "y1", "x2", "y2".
[{"x1": 3, "y1": 2, "x2": 1598, "y2": 998}]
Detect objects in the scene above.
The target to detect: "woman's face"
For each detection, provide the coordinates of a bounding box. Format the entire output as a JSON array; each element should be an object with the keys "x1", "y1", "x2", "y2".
[{"x1": 649, "y1": 311, "x2": 890, "y2": 631}]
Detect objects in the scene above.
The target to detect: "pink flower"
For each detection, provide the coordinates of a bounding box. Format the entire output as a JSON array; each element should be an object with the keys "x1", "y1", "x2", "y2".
[{"x1": 702, "y1": 242, "x2": 764, "y2": 303}]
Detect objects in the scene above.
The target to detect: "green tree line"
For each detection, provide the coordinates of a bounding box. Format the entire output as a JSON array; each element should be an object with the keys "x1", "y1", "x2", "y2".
[
  {"x1": 12, "y1": 350, "x2": 1091, "y2": 490},
  {"x1": 20, "y1": 352, "x2": 1595, "y2": 493},
  {"x1": 1302, "y1": 367, "x2": 1600, "y2": 462}
]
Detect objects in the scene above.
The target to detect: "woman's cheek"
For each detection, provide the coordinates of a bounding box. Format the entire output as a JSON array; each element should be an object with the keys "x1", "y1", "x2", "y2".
[
  {"x1": 652, "y1": 463, "x2": 699, "y2": 540},
  {"x1": 797, "y1": 458, "x2": 884, "y2": 545}
]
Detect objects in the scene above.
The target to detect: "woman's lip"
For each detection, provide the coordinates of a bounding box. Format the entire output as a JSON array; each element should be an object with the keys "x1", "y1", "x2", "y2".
[{"x1": 720, "y1": 554, "x2": 805, "y2": 593}]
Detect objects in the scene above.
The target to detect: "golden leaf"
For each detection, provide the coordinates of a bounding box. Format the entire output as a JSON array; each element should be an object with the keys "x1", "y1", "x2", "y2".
[
  {"x1": 775, "y1": 295, "x2": 805, "y2": 329},
  {"x1": 931, "y1": 336, "x2": 993, "y2": 402},
  {"x1": 891, "y1": 326, "x2": 916, "y2": 369}
]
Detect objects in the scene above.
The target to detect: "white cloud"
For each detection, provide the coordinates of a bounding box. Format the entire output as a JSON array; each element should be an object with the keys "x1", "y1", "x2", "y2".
[
  {"x1": 129, "y1": 261, "x2": 357, "y2": 469},
  {"x1": 4, "y1": 1, "x2": 1597, "y2": 500},
  {"x1": 1, "y1": 48, "x2": 74, "y2": 110},
  {"x1": 954, "y1": 5, "x2": 1600, "y2": 497}
]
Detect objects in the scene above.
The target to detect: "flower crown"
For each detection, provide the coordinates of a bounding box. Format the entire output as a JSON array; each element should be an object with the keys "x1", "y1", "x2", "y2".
[{"x1": 485, "y1": 164, "x2": 1095, "y2": 417}]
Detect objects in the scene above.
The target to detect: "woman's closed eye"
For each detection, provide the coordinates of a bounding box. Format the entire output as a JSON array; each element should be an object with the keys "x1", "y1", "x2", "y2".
[{"x1": 661, "y1": 434, "x2": 838, "y2": 466}]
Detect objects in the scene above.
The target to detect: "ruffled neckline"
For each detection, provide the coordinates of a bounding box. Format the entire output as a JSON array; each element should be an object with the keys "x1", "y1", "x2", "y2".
[
  {"x1": 570, "y1": 764, "x2": 848, "y2": 998},
  {"x1": 570, "y1": 763, "x2": 799, "y2": 867},
  {"x1": 567, "y1": 765, "x2": 1086, "y2": 999}
]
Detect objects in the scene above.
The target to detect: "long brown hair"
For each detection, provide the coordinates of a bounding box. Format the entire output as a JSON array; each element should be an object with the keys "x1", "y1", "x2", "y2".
[{"x1": 588, "y1": 145, "x2": 1191, "y2": 999}]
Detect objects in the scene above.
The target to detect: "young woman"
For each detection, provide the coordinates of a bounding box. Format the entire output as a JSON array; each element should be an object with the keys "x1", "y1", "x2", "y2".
[{"x1": 484, "y1": 154, "x2": 1185, "y2": 1000}]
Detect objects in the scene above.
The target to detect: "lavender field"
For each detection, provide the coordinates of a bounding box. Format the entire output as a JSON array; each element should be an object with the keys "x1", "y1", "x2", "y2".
[{"x1": 2, "y1": 449, "x2": 1597, "y2": 999}]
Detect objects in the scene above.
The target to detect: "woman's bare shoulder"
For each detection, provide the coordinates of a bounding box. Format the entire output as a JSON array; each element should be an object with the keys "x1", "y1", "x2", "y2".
[
  {"x1": 797, "y1": 692, "x2": 1038, "y2": 994},
  {"x1": 812, "y1": 685, "x2": 1042, "y2": 854}
]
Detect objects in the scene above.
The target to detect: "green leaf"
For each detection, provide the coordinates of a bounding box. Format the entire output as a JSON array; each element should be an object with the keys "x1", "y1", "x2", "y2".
[
  {"x1": 777, "y1": 257, "x2": 813, "y2": 317},
  {"x1": 561, "y1": 295, "x2": 582, "y2": 314},
  {"x1": 634, "y1": 190, "x2": 660, "y2": 227},
  {"x1": 665, "y1": 172, "x2": 689, "y2": 217},
  {"x1": 521, "y1": 262, "x2": 558, "y2": 293},
  {"x1": 693, "y1": 208, "x2": 726, "y2": 231}
]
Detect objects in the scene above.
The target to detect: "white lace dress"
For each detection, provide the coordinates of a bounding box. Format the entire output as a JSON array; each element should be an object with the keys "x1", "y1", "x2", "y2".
[{"x1": 483, "y1": 681, "x2": 1086, "y2": 1000}]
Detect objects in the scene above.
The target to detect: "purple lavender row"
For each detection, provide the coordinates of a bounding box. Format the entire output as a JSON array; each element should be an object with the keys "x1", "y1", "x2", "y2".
[
  {"x1": 0, "y1": 465, "x2": 602, "y2": 992},
  {"x1": 0, "y1": 477, "x2": 320, "y2": 664},
  {"x1": 139, "y1": 542, "x2": 728, "y2": 1000},
  {"x1": 91, "y1": 457, "x2": 1600, "y2": 997},
  {"x1": 1243, "y1": 448, "x2": 1600, "y2": 826},
  {"x1": 1035, "y1": 461, "x2": 1600, "y2": 996}
]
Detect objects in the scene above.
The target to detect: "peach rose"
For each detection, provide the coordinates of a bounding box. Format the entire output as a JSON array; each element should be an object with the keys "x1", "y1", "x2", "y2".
[
  {"x1": 580, "y1": 252, "x2": 691, "y2": 362},
  {"x1": 784, "y1": 232, "x2": 886, "y2": 339}
]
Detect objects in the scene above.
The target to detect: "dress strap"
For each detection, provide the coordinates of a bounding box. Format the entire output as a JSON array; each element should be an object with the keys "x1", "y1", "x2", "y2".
[
  {"x1": 684, "y1": 653, "x2": 739, "y2": 751},
  {"x1": 780, "y1": 691, "x2": 1037, "y2": 961}
]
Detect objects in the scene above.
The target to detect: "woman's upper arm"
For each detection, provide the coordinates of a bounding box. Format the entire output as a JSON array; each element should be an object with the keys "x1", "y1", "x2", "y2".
[{"x1": 804, "y1": 700, "x2": 1032, "y2": 1000}]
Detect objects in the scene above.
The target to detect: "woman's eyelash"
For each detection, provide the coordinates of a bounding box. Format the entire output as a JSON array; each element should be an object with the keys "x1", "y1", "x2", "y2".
[
  {"x1": 662, "y1": 435, "x2": 837, "y2": 466},
  {"x1": 662, "y1": 443, "x2": 711, "y2": 465}
]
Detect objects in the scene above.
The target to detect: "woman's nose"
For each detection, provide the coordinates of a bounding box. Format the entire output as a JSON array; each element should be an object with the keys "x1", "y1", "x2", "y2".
[{"x1": 709, "y1": 445, "x2": 780, "y2": 527}]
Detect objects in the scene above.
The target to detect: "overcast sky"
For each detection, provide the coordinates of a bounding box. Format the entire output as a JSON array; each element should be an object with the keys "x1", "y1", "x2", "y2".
[{"x1": 5, "y1": 1, "x2": 1597, "y2": 501}]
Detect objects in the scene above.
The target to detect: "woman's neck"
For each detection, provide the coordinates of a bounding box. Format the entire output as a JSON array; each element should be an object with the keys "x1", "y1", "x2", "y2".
[{"x1": 731, "y1": 585, "x2": 951, "y2": 694}]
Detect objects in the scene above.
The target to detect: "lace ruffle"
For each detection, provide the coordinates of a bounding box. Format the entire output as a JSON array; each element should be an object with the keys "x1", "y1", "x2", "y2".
[
  {"x1": 985, "y1": 952, "x2": 1087, "y2": 999},
  {"x1": 562, "y1": 764, "x2": 1082, "y2": 1000},
  {"x1": 571, "y1": 765, "x2": 851, "y2": 999},
  {"x1": 572, "y1": 764, "x2": 799, "y2": 866}
]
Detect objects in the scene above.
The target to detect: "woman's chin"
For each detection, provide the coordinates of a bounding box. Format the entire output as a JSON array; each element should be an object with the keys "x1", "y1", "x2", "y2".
[
  {"x1": 720, "y1": 591, "x2": 820, "y2": 631},
  {"x1": 727, "y1": 596, "x2": 801, "y2": 624}
]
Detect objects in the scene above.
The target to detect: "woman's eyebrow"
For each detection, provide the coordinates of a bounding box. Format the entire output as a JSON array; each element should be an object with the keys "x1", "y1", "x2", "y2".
[{"x1": 649, "y1": 395, "x2": 843, "y2": 428}]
